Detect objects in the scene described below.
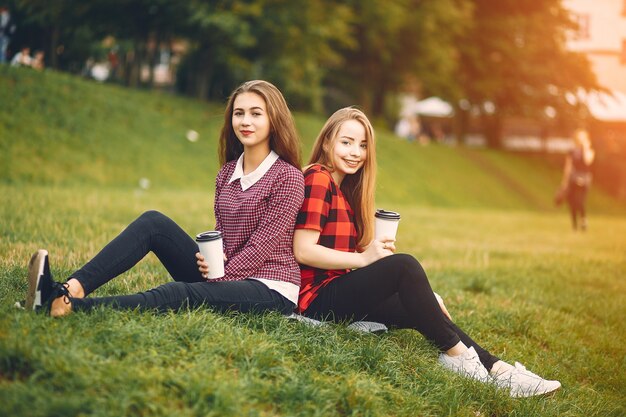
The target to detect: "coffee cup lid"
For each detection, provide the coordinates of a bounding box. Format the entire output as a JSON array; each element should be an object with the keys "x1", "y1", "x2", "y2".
[
  {"x1": 195, "y1": 231, "x2": 222, "y2": 242},
  {"x1": 375, "y1": 209, "x2": 400, "y2": 220}
]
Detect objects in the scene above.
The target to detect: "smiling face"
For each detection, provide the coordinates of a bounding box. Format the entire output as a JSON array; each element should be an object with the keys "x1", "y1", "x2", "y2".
[
  {"x1": 328, "y1": 119, "x2": 367, "y2": 185},
  {"x1": 232, "y1": 92, "x2": 271, "y2": 153}
]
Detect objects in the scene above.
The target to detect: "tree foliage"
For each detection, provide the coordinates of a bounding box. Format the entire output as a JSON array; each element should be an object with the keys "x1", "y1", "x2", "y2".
[
  {"x1": 451, "y1": 0, "x2": 599, "y2": 147},
  {"x1": 324, "y1": 0, "x2": 470, "y2": 116},
  {"x1": 177, "y1": 0, "x2": 353, "y2": 110},
  {"x1": 5, "y1": 0, "x2": 598, "y2": 143}
]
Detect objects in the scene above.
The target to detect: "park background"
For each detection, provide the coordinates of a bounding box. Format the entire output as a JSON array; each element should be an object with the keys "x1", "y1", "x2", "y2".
[{"x1": 1, "y1": 1, "x2": 626, "y2": 416}]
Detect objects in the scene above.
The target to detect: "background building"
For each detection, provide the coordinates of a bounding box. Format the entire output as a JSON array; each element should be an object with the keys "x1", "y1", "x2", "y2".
[
  {"x1": 564, "y1": 0, "x2": 626, "y2": 200},
  {"x1": 565, "y1": 0, "x2": 626, "y2": 94}
]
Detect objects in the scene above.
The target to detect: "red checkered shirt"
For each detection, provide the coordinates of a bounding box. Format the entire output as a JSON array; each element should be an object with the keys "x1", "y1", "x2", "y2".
[
  {"x1": 296, "y1": 164, "x2": 357, "y2": 312},
  {"x1": 212, "y1": 157, "x2": 304, "y2": 286}
]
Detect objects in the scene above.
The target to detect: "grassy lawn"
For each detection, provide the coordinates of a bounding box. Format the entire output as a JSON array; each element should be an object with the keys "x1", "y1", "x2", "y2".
[{"x1": 1, "y1": 67, "x2": 625, "y2": 416}]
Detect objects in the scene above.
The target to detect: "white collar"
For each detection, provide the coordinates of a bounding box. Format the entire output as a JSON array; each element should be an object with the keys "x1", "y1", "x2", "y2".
[{"x1": 229, "y1": 150, "x2": 280, "y2": 191}]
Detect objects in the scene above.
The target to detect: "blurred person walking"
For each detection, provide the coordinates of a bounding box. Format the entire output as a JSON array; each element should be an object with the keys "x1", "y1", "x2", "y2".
[
  {"x1": 0, "y1": 6, "x2": 15, "y2": 64},
  {"x1": 559, "y1": 129, "x2": 595, "y2": 231}
]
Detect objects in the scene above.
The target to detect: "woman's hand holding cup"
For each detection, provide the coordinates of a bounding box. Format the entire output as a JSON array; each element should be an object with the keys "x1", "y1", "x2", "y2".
[
  {"x1": 378, "y1": 236, "x2": 396, "y2": 253},
  {"x1": 195, "y1": 231, "x2": 225, "y2": 279},
  {"x1": 196, "y1": 251, "x2": 228, "y2": 280},
  {"x1": 196, "y1": 252, "x2": 210, "y2": 279},
  {"x1": 361, "y1": 237, "x2": 395, "y2": 267}
]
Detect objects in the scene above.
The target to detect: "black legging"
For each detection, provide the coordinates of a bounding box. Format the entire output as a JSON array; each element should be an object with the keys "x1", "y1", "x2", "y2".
[
  {"x1": 68, "y1": 210, "x2": 294, "y2": 314},
  {"x1": 304, "y1": 254, "x2": 499, "y2": 371},
  {"x1": 567, "y1": 182, "x2": 588, "y2": 229}
]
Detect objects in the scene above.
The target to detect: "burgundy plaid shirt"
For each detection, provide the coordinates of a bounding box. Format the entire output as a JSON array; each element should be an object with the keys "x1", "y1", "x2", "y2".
[
  {"x1": 296, "y1": 164, "x2": 357, "y2": 312},
  {"x1": 212, "y1": 157, "x2": 304, "y2": 286}
]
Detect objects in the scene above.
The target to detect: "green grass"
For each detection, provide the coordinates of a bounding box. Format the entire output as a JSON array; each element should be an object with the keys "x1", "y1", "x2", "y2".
[{"x1": 1, "y1": 66, "x2": 625, "y2": 416}]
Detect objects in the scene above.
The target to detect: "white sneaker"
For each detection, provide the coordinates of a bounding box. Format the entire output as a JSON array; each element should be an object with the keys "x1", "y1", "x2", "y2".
[
  {"x1": 346, "y1": 321, "x2": 388, "y2": 334},
  {"x1": 286, "y1": 313, "x2": 326, "y2": 327},
  {"x1": 493, "y1": 362, "x2": 561, "y2": 398},
  {"x1": 438, "y1": 346, "x2": 490, "y2": 382}
]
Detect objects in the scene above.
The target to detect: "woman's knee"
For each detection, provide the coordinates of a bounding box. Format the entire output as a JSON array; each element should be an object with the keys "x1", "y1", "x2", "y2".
[
  {"x1": 387, "y1": 254, "x2": 428, "y2": 282},
  {"x1": 128, "y1": 210, "x2": 177, "y2": 242},
  {"x1": 137, "y1": 210, "x2": 175, "y2": 231},
  {"x1": 388, "y1": 253, "x2": 423, "y2": 270},
  {"x1": 138, "y1": 210, "x2": 167, "y2": 223}
]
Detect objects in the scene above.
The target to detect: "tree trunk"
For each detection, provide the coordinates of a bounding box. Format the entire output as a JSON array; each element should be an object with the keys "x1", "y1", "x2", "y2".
[
  {"x1": 129, "y1": 41, "x2": 145, "y2": 88},
  {"x1": 48, "y1": 25, "x2": 60, "y2": 69},
  {"x1": 147, "y1": 49, "x2": 155, "y2": 88},
  {"x1": 358, "y1": 85, "x2": 373, "y2": 116},
  {"x1": 128, "y1": 54, "x2": 139, "y2": 87},
  {"x1": 123, "y1": 49, "x2": 134, "y2": 87},
  {"x1": 371, "y1": 83, "x2": 387, "y2": 117},
  {"x1": 453, "y1": 107, "x2": 469, "y2": 146},
  {"x1": 147, "y1": 33, "x2": 161, "y2": 88},
  {"x1": 193, "y1": 47, "x2": 212, "y2": 100},
  {"x1": 481, "y1": 113, "x2": 504, "y2": 148},
  {"x1": 138, "y1": 41, "x2": 147, "y2": 87}
]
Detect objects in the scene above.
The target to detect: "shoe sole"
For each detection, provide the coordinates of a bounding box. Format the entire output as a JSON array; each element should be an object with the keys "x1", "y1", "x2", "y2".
[
  {"x1": 511, "y1": 381, "x2": 562, "y2": 398},
  {"x1": 25, "y1": 249, "x2": 48, "y2": 310}
]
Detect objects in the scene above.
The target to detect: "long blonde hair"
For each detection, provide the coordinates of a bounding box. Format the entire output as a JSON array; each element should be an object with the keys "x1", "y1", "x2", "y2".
[
  {"x1": 573, "y1": 128, "x2": 595, "y2": 165},
  {"x1": 219, "y1": 80, "x2": 301, "y2": 169},
  {"x1": 307, "y1": 107, "x2": 377, "y2": 249}
]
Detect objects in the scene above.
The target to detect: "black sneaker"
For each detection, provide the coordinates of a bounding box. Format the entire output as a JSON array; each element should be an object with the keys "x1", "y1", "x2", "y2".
[{"x1": 25, "y1": 250, "x2": 70, "y2": 312}]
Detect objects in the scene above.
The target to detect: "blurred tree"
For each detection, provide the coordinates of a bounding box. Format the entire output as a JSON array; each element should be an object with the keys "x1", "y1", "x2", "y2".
[
  {"x1": 80, "y1": 0, "x2": 185, "y2": 87},
  {"x1": 18, "y1": 0, "x2": 599, "y2": 130},
  {"x1": 7, "y1": 0, "x2": 94, "y2": 70},
  {"x1": 7, "y1": 0, "x2": 471, "y2": 115},
  {"x1": 324, "y1": 0, "x2": 470, "y2": 117},
  {"x1": 178, "y1": 0, "x2": 353, "y2": 110},
  {"x1": 452, "y1": 0, "x2": 599, "y2": 148},
  {"x1": 248, "y1": 0, "x2": 354, "y2": 112},
  {"x1": 8, "y1": 0, "x2": 185, "y2": 85},
  {"x1": 176, "y1": 0, "x2": 255, "y2": 100}
]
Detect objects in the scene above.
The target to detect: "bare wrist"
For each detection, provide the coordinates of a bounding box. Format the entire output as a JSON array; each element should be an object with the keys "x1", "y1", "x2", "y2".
[{"x1": 357, "y1": 252, "x2": 368, "y2": 268}]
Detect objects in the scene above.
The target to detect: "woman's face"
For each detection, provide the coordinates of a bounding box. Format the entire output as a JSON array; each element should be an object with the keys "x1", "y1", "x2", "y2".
[
  {"x1": 232, "y1": 92, "x2": 271, "y2": 152},
  {"x1": 329, "y1": 119, "x2": 367, "y2": 183}
]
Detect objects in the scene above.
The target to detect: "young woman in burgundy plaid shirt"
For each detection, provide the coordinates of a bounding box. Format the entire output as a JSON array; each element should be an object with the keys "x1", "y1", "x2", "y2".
[
  {"x1": 25, "y1": 80, "x2": 304, "y2": 317},
  {"x1": 294, "y1": 107, "x2": 561, "y2": 398}
]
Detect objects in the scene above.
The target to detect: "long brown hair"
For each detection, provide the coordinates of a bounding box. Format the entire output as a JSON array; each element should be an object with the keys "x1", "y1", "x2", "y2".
[
  {"x1": 307, "y1": 107, "x2": 377, "y2": 249},
  {"x1": 218, "y1": 80, "x2": 301, "y2": 169}
]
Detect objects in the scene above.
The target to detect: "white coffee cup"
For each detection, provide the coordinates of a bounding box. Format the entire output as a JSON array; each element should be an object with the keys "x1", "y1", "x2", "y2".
[
  {"x1": 195, "y1": 231, "x2": 225, "y2": 279},
  {"x1": 374, "y1": 209, "x2": 401, "y2": 240}
]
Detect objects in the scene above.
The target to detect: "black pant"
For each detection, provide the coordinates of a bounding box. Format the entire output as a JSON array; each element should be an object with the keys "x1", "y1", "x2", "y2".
[
  {"x1": 69, "y1": 210, "x2": 294, "y2": 314},
  {"x1": 567, "y1": 182, "x2": 588, "y2": 229},
  {"x1": 305, "y1": 254, "x2": 499, "y2": 371}
]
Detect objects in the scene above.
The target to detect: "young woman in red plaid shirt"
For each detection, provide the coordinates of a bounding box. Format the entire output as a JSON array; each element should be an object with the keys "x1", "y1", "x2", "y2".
[
  {"x1": 294, "y1": 107, "x2": 561, "y2": 398},
  {"x1": 25, "y1": 80, "x2": 305, "y2": 318}
]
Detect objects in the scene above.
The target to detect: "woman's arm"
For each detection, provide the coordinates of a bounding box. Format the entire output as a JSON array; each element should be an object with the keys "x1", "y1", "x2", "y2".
[
  {"x1": 293, "y1": 228, "x2": 394, "y2": 270},
  {"x1": 213, "y1": 166, "x2": 226, "y2": 232},
  {"x1": 584, "y1": 148, "x2": 595, "y2": 165},
  {"x1": 433, "y1": 291, "x2": 452, "y2": 320},
  {"x1": 561, "y1": 155, "x2": 572, "y2": 188}
]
